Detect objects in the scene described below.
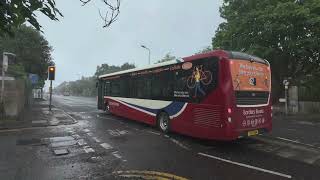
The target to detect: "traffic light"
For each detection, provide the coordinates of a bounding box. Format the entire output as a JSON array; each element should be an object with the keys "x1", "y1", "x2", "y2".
[{"x1": 48, "y1": 66, "x2": 56, "y2": 80}]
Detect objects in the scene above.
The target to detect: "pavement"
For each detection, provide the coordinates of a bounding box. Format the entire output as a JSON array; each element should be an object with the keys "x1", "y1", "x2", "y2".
[{"x1": 0, "y1": 95, "x2": 319, "y2": 180}]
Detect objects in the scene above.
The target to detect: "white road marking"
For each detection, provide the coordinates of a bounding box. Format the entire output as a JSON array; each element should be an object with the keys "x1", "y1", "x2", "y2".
[
  {"x1": 107, "y1": 129, "x2": 129, "y2": 136},
  {"x1": 169, "y1": 138, "x2": 190, "y2": 151},
  {"x1": 277, "y1": 137, "x2": 318, "y2": 148},
  {"x1": 277, "y1": 137, "x2": 300, "y2": 144},
  {"x1": 92, "y1": 137, "x2": 101, "y2": 143},
  {"x1": 112, "y1": 151, "x2": 122, "y2": 159},
  {"x1": 83, "y1": 129, "x2": 90, "y2": 133},
  {"x1": 147, "y1": 131, "x2": 161, "y2": 136},
  {"x1": 100, "y1": 143, "x2": 113, "y2": 150},
  {"x1": 198, "y1": 153, "x2": 292, "y2": 179},
  {"x1": 83, "y1": 146, "x2": 95, "y2": 153}
]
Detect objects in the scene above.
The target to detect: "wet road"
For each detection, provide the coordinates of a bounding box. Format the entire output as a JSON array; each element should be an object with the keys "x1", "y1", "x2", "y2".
[
  {"x1": 51, "y1": 95, "x2": 320, "y2": 180},
  {"x1": 1, "y1": 95, "x2": 320, "y2": 180}
]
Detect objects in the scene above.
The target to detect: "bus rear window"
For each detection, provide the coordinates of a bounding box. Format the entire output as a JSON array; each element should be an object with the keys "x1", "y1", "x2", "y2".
[
  {"x1": 230, "y1": 59, "x2": 271, "y2": 105},
  {"x1": 230, "y1": 59, "x2": 271, "y2": 92}
]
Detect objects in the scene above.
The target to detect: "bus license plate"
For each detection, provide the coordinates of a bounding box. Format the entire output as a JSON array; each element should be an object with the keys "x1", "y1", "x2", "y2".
[{"x1": 248, "y1": 130, "x2": 259, "y2": 136}]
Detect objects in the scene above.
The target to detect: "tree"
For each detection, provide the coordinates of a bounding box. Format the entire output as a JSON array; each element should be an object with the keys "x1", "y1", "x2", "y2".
[
  {"x1": 0, "y1": 0, "x2": 62, "y2": 35},
  {"x1": 156, "y1": 53, "x2": 176, "y2": 64},
  {"x1": 212, "y1": 0, "x2": 320, "y2": 100},
  {"x1": 80, "y1": 0, "x2": 120, "y2": 28},
  {"x1": 1, "y1": 0, "x2": 121, "y2": 36},
  {"x1": 55, "y1": 62, "x2": 136, "y2": 97},
  {"x1": 94, "y1": 62, "x2": 135, "y2": 77},
  {"x1": 195, "y1": 46, "x2": 213, "y2": 55},
  {"x1": 0, "y1": 25, "x2": 54, "y2": 87}
]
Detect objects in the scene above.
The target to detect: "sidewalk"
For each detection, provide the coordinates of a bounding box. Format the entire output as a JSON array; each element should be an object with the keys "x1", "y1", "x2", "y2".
[{"x1": 0, "y1": 99, "x2": 76, "y2": 130}]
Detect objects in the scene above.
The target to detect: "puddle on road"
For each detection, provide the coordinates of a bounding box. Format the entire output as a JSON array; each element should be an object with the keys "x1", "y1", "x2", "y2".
[
  {"x1": 16, "y1": 138, "x2": 42, "y2": 146},
  {"x1": 107, "y1": 129, "x2": 129, "y2": 137},
  {"x1": 49, "y1": 136, "x2": 75, "y2": 142},
  {"x1": 50, "y1": 140, "x2": 77, "y2": 148},
  {"x1": 53, "y1": 149, "x2": 69, "y2": 156}
]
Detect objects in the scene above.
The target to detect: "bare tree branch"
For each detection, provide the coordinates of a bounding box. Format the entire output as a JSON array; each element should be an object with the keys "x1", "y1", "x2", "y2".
[{"x1": 80, "y1": 0, "x2": 120, "y2": 28}]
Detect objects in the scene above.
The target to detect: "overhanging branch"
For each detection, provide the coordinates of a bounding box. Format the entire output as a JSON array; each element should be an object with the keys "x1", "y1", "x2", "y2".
[{"x1": 80, "y1": 0, "x2": 120, "y2": 28}]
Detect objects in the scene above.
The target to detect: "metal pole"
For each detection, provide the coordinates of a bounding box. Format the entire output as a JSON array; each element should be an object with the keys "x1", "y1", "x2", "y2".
[
  {"x1": 285, "y1": 87, "x2": 288, "y2": 115},
  {"x1": 1, "y1": 63, "x2": 4, "y2": 103},
  {"x1": 49, "y1": 80, "x2": 52, "y2": 111},
  {"x1": 148, "y1": 49, "x2": 151, "y2": 65}
]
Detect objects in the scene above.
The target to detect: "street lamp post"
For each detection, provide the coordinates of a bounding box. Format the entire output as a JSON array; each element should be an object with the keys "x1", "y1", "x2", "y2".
[{"x1": 141, "y1": 45, "x2": 151, "y2": 65}]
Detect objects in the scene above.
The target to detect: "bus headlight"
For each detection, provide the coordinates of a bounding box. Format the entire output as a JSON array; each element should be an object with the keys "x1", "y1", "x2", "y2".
[{"x1": 228, "y1": 117, "x2": 232, "y2": 123}]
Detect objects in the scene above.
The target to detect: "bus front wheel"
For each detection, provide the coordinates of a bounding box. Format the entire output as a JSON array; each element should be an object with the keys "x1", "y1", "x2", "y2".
[{"x1": 157, "y1": 112, "x2": 170, "y2": 133}]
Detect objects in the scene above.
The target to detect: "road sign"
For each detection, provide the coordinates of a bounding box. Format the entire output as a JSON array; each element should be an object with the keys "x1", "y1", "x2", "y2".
[
  {"x1": 29, "y1": 74, "x2": 39, "y2": 85},
  {"x1": 3, "y1": 55, "x2": 8, "y2": 72},
  {"x1": 279, "y1": 98, "x2": 286, "y2": 102}
]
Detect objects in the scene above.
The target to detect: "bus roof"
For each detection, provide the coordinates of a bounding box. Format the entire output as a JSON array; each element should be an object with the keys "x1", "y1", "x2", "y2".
[
  {"x1": 98, "y1": 50, "x2": 268, "y2": 79},
  {"x1": 183, "y1": 50, "x2": 267, "y2": 64},
  {"x1": 98, "y1": 59, "x2": 182, "y2": 79}
]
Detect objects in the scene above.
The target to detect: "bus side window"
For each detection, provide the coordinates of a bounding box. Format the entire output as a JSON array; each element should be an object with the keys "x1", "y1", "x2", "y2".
[
  {"x1": 111, "y1": 81, "x2": 120, "y2": 97},
  {"x1": 105, "y1": 81, "x2": 111, "y2": 96},
  {"x1": 152, "y1": 75, "x2": 162, "y2": 99}
]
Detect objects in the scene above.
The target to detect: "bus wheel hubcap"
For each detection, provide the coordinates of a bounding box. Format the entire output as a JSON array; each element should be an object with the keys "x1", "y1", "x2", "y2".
[{"x1": 160, "y1": 114, "x2": 168, "y2": 131}]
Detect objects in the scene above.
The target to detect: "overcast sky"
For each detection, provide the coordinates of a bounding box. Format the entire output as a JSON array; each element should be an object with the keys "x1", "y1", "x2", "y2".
[{"x1": 38, "y1": 0, "x2": 223, "y2": 86}]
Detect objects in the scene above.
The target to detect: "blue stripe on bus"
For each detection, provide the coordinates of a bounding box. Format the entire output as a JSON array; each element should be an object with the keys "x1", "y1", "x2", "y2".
[
  {"x1": 119, "y1": 100, "x2": 185, "y2": 117},
  {"x1": 163, "y1": 102, "x2": 186, "y2": 116}
]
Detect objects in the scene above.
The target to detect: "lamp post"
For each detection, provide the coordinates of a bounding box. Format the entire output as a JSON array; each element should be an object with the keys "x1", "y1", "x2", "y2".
[{"x1": 141, "y1": 45, "x2": 151, "y2": 65}]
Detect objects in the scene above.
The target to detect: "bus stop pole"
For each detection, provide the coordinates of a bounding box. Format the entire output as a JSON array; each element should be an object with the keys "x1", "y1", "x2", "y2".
[
  {"x1": 285, "y1": 87, "x2": 288, "y2": 115},
  {"x1": 49, "y1": 80, "x2": 52, "y2": 111}
]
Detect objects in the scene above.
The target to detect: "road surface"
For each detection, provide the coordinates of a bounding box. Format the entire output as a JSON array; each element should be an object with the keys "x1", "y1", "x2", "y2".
[{"x1": 0, "y1": 95, "x2": 319, "y2": 180}]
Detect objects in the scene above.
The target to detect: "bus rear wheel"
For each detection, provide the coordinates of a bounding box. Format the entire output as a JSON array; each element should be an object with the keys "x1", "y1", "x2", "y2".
[
  {"x1": 157, "y1": 112, "x2": 170, "y2": 133},
  {"x1": 104, "y1": 102, "x2": 110, "y2": 112}
]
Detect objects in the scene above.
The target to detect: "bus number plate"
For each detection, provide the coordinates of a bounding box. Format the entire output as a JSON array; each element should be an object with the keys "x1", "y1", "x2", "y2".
[{"x1": 248, "y1": 130, "x2": 259, "y2": 136}]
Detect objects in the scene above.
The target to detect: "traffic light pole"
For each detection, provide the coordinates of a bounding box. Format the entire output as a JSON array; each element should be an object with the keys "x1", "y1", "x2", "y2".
[{"x1": 49, "y1": 80, "x2": 52, "y2": 111}]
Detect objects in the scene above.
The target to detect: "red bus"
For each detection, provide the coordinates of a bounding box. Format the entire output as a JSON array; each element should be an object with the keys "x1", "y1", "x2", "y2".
[{"x1": 97, "y1": 50, "x2": 272, "y2": 140}]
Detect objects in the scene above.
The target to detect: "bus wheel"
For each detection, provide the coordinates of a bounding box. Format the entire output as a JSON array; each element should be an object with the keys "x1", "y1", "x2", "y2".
[
  {"x1": 157, "y1": 112, "x2": 170, "y2": 133},
  {"x1": 104, "y1": 102, "x2": 110, "y2": 112}
]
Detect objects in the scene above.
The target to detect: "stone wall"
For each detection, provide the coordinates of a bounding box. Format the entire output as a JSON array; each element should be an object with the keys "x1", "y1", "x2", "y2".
[
  {"x1": 299, "y1": 101, "x2": 320, "y2": 113},
  {"x1": 2, "y1": 79, "x2": 26, "y2": 118}
]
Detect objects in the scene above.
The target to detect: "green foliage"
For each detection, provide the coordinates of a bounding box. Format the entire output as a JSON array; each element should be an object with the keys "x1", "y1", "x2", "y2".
[
  {"x1": 55, "y1": 77, "x2": 97, "y2": 97},
  {"x1": 7, "y1": 63, "x2": 27, "y2": 78},
  {"x1": 0, "y1": 0, "x2": 62, "y2": 36},
  {"x1": 94, "y1": 62, "x2": 135, "y2": 77},
  {"x1": 55, "y1": 62, "x2": 135, "y2": 97},
  {"x1": 195, "y1": 46, "x2": 213, "y2": 55},
  {"x1": 212, "y1": 0, "x2": 320, "y2": 99},
  {"x1": 156, "y1": 53, "x2": 176, "y2": 64},
  {"x1": 0, "y1": 25, "x2": 54, "y2": 87}
]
